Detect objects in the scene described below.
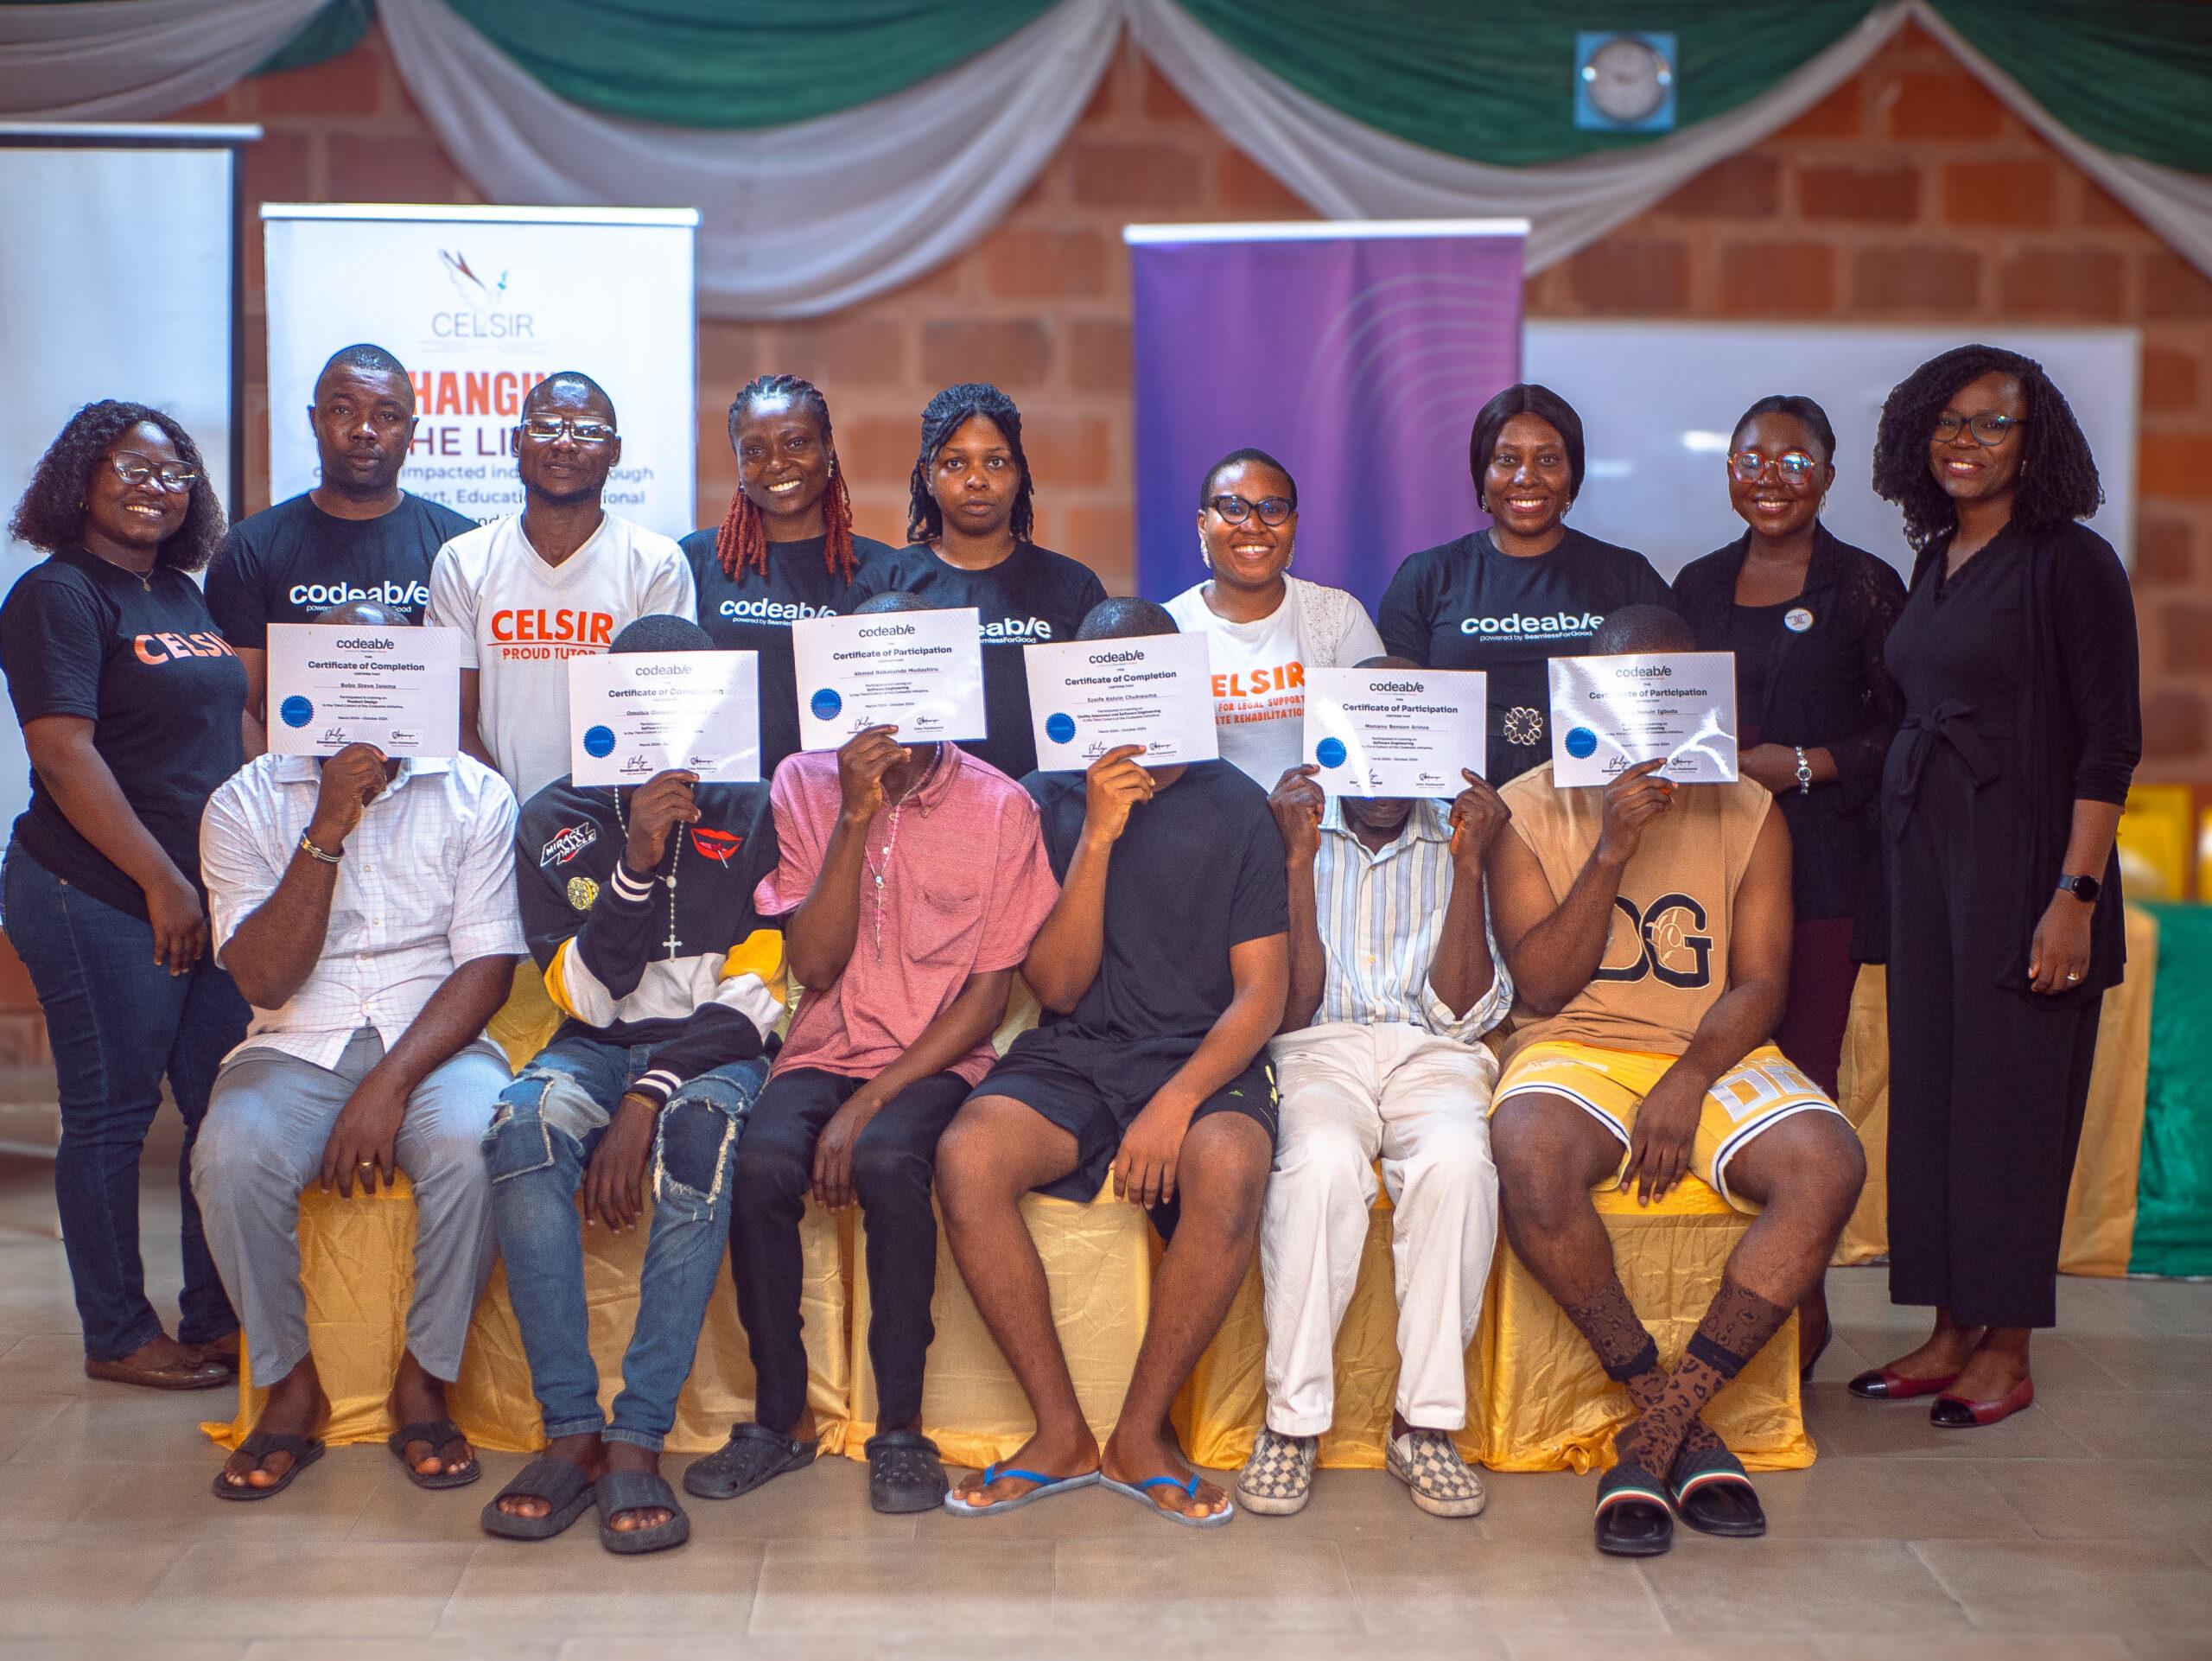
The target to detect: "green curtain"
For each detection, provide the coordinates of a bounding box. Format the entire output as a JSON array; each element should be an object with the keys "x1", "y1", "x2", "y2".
[
  {"x1": 2131, "y1": 904, "x2": 2212, "y2": 1278},
  {"x1": 252, "y1": 0, "x2": 375, "y2": 77}
]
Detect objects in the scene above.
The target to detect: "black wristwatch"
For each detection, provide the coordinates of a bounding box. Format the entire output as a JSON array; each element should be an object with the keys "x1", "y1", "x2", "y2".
[{"x1": 2056, "y1": 873, "x2": 2101, "y2": 905}]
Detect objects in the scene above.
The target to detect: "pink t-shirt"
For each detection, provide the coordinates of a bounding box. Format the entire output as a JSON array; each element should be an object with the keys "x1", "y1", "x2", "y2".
[{"x1": 756, "y1": 746, "x2": 1059, "y2": 1085}]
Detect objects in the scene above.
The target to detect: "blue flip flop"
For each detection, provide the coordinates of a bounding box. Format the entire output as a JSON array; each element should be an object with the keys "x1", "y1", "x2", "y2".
[
  {"x1": 943, "y1": 1462, "x2": 1098, "y2": 1518},
  {"x1": 1099, "y1": 1472, "x2": 1235, "y2": 1528}
]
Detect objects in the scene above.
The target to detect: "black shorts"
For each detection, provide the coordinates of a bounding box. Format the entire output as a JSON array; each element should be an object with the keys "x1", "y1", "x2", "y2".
[{"x1": 968, "y1": 1025, "x2": 1279, "y2": 1211}]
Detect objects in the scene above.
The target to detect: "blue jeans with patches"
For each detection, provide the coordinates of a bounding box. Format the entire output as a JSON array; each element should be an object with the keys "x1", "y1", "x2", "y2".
[{"x1": 485, "y1": 1034, "x2": 765, "y2": 1451}]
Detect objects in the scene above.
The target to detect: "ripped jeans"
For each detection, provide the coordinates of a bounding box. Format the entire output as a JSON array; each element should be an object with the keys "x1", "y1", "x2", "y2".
[{"x1": 485, "y1": 1035, "x2": 766, "y2": 1452}]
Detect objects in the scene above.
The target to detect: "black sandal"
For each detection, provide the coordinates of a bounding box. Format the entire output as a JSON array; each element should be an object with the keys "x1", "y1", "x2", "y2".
[
  {"x1": 480, "y1": 1454, "x2": 595, "y2": 1541},
  {"x1": 1594, "y1": 1459, "x2": 1674, "y2": 1557},
  {"x1": 865, "y1": 1429, "x2": 948, "y2": 1514},
  {"x1": 211, "y1": 1430, "x2": 325, "y2": 1501},
  {"x1": 596, "y1": 1468, "x2": 690, "y2": 1555},
  {"x1": 683, "y1": 1422, "x2": 816, "y2": 1501},
  {"x1": 387, "y1": 1417, "x2": 479, "y2": 1490},
  {"x1": 1669, "y1": 1441, "x2": 1766, "y2": 1537}
]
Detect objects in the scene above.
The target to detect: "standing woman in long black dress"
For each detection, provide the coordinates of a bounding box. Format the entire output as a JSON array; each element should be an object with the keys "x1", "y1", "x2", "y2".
[{"x1": 1850, "y1": 346, "x2": 2138, "y2": 1428}]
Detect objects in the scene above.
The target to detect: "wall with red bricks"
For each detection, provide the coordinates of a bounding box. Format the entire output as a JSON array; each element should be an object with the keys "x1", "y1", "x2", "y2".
[{"x1": 2, "y1": 19, "x2": 2203, "y2": 1055}]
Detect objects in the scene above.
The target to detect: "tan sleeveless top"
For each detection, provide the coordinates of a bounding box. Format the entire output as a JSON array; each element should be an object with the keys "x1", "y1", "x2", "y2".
[{"x1": 1499, "y1": 762, "x2": 1773, "y2": 1060}]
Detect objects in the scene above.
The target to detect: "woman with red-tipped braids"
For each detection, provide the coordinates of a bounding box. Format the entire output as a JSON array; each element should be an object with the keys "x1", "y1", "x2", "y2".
[{"x1": 683, "y1": 376, "x2": 897, "y2": 772}]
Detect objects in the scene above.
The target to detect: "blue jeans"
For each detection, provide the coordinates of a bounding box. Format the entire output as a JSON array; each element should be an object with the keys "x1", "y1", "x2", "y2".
[
  {"x1": 2, "y1": 843, "x2": 248, "y2": 1360},
  {"x1": 485, "y1": 1032, "x2": 765, "y2": 1451}
]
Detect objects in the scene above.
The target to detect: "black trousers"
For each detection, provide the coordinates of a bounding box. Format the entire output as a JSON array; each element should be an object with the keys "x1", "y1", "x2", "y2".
[{"x1": 729, "y1": 1066, "x2": 969, "y2": 1432}]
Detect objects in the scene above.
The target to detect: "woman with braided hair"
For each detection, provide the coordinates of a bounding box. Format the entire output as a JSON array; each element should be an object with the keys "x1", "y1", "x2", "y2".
[
  {"x1": 683, "y1": 375, "x2": 895, "y2": 771},
  {"x1": 852, "y1": 383, "x2": 1107, "y2": 780}
]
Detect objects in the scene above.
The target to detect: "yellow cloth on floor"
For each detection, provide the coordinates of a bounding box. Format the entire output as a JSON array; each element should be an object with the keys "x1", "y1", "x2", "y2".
[{"x1": 1833, "y1": 903, "x2": 2158, "y2": 1276}]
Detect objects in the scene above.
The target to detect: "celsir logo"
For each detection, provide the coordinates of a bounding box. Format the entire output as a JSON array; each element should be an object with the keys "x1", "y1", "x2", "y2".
[
  {"x1": 290, "y1": 581, "x2": 430, "y2": 609},
  {"x1": 1459, "y1": 610, "x2": 1603, "y2": 637},
  {"x1": 982, "y1": 616, "x2": 1054, "y2": 642}
]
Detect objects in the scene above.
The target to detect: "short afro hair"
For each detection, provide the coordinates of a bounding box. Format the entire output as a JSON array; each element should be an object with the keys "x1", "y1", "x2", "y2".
[
  {"x1": 1198, "y1": 447, "x2": 1296, "y2": 511},
  {"x1": 8, "y1": 399, "x2": 225, "y2": 573},
  {"x1": 1076, "y1": 596, "x2": 1176, "y2": 642},
  {"x1": 611, "y1": 614, "x2": 714, "y2": 653},
  {"x1": 315, "y1": 343, "x2": 410, "y2": 400}
]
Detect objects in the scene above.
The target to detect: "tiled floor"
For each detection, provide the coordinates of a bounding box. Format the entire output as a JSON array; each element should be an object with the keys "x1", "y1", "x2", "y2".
[{"x1": 3, "y1": 1160, "x2": 2209, "y2": 1661}]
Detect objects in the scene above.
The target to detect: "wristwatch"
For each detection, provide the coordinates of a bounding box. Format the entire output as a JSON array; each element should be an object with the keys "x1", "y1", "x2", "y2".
[
  {"x1": 1792, "y1": 746, "x2": 1813, "y2": 795},
  {"x1": 2056, "y1": 873, "x2": 2101, "y2": 904}
]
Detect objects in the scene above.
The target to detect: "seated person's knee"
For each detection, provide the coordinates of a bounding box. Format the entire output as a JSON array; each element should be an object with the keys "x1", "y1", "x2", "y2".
[
  {"x1": 656, "y1": 1092, "x2": 742, "y2": 1200},
  {"x1": 1178, "y1": 1116, "x2": 1272, "y2": 1232},
  {"x1": 849, "y1": 1137, "x2": 928, "y2": 1209}
]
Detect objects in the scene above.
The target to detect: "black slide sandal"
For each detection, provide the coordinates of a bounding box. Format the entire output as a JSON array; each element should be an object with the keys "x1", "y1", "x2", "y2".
[
  {"x1": 1670, "y1": 1441, "x2": 1767, "y2": 1537},
  {"x1": 387, "y1": 1417, "x2": 480, "y2": 1490},
  {"x1": 211, "y1": 1430, "x2": 325, "y2": 1501},
  {"x1": 1594, "y1": 1459, "x2": 1675, "y2": 1556},
  {"x1": 480, "y1": 1455, "x2": 595, "y2": 1541},
  {"x1": 595, "y1": 1468, "x2": 690, "y2": 1555}
]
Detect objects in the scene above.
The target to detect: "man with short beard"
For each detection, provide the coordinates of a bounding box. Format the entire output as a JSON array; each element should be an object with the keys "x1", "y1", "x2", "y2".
[{"x1": 207, "y1": 343, "x2": 472, "y2": 756}]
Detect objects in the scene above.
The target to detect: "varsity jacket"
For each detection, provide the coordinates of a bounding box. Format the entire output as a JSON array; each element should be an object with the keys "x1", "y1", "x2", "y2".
[{"x1": 516, "y1": 775, "x2": 785, "y2": 1104}]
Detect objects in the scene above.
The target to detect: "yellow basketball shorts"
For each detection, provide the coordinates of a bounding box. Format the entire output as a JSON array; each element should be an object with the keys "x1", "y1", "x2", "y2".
[{"x1": 1491, "y1": 1040, "x2": 1846, "y2": 1212}]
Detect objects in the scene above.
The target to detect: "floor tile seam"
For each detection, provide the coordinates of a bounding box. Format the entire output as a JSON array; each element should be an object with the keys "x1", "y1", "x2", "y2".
[{"x1": 1898, "y1": 1537, "x2": 1980, "y2": 1627}]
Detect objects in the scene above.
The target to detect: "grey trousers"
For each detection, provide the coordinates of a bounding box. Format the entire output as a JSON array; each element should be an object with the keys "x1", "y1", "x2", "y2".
[{"x1": 190, "y1": 1027, "x2": 508, "y2": 1385}]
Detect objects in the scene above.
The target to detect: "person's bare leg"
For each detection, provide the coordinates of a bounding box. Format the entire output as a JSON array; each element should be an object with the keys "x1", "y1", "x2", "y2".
[
  {"x1": 935, "y1": 1096, "x2": 1092, "y2": 1505},
  {"x1": 387, "y1": 1348, "x2": 474, "y2": 1479},
  {"x1": 1875, "y1": 1309, "x2": 1986, "y2": 1382},
  {"x1": 1488, "y1": 1095, "x2": 1626, "y2": 1308},
  {"x1": 1952, "y1": 1326, "x2": 2032, "y2": 1398},
  {"x1": 1100, "y1": 1113, "x2": 1271, "y2": 1522},
  {"x1": 495, "y1": 1434, "x2": 606, "y2": 1520},
  {"x1": 218, "y1": 1354, "x2": 329, "y2": 1490}
]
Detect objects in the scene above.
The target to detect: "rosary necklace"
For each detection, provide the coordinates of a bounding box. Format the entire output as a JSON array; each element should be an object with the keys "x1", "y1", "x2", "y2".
[
  {"x1": 609, "y1": 789, "x2": 684, "y2": 957},
  {"x1": 860, "y1": 761, "x2": 931, "y2": 961}
]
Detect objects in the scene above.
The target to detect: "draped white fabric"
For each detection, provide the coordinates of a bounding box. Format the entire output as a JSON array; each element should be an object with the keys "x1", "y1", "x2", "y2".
[{"x1": 0, "y1": 0, "x2": 323, "y2": 119}]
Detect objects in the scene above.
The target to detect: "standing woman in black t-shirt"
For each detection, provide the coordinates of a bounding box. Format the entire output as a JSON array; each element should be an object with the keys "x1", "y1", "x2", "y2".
[
  {"x1": 0, "y1": 402, "x2": 251, "y2": 1391},
  {"x1": 1378, "y1": 384, "x2": 1670, "y2": 784},
  {"x1": 683, "y1": 373, "x2": 896, "y2": 773},
  {"x1": 852, "y1": 384, "x2": 1108, "y2": 780}
]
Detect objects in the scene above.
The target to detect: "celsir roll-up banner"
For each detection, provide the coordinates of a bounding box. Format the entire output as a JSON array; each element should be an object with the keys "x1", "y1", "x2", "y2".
[{"x1": 262, "y1": 204, "x2": 698, "y2": 538}]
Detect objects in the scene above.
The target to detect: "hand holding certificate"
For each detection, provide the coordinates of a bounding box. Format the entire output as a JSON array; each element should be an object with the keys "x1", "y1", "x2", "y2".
[
  {"x1": 266, "y1": 623, "x2": 464, "y2": 758},
  {"x1": 1548, "y1": 652, "x2": 1738, "y2": 786},
  {"x1": 791, "y1": 608, "x2": 987, "y2": 751},
  {"x1": 1024, "y1": 632, "x2": 1217, "y2": 769},
  {"x1": 1304, "y1": 667, "x2": 1485, "y2": 796},
  {"x1": 569, "y1": 651, "x2": 760, "y2": 786}
]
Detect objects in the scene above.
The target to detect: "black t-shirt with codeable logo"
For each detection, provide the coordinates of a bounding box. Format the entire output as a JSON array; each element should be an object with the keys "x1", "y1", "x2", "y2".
[{"x1": 205, "y1": 491, "x2": 474, "y2": 647}]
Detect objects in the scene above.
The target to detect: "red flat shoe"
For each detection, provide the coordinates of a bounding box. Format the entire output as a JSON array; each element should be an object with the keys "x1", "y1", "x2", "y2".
[
  {"x1": 1929, "y1": 1376, "x2": 2033, "y2": 1428},
  {"x1": 1846, "y1": 1365, "x2": 1961, "y2": 1402}
]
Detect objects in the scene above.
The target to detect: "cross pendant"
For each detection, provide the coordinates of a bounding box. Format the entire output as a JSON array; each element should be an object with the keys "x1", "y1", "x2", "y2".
[{"x1": 664, "y1": 928, "x2": 682, "y2": 954}]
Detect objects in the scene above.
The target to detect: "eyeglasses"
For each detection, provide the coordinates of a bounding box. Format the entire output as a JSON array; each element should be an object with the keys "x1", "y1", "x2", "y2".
[
  {"x1": 1728, "y1": 449, "x2": 1821, "y2": 483},
  {"x1": 109, "y1": 453, "x2": 199, "y2": 491},
  {"x1": 1209, "y1": 493, "x2": 1294, "y2": 526},
  {"x1": 1931, "y1": 411, "x2": 2023, "y2": 447},
  {"x1": 518, "y1": 417, "x2": 618, "y2": 445}
]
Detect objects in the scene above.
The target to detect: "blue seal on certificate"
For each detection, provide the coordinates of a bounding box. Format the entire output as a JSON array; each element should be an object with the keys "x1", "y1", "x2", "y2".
[
  {"x1": 1565, "y1": 726, "x2": 1598, "y2": 759},
  {"x1": 279, "y1": 696, "x2": 314, "y2": 729},
  {"x1": 582, "y1": 724, "x2": 616, "y2": 758},
  {"x1": 1045, "y1": 712, "x2": 1076, "y2": 744},
  {"x1": 810, "y1": 688, "x2": 842, "y2": 721},
  {"x1": 1315, "y1": 736, "x2": 1348, "y2": 769}
]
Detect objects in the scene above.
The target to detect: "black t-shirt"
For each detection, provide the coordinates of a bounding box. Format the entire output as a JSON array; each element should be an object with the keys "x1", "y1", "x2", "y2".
[
  {"x1": 1377, "y1": 526, "x2": 1670, "y2": 784},
  {"x1": 1022, "y1": 759, "x2": 1288, "y2": 1059},
  {"x1": 681, "y1": 529, "x2": 897, "y2": 773},
  {"x1": 0, "y1": 547, "x2": 248, "y2": 916},
  {"x1": 853, "y1": 541, "x2": 1109, "y2": 780},
  {"x1": 204, "y1": 491, "x2": 474, "y2": 647}
]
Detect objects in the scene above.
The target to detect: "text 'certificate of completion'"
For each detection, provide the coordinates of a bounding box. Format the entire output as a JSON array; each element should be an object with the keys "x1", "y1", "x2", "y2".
[
  {"x1": 569, "y1": 651, "x2": 760, "y2": 786},
  {"x1": 1304, "y1": 667, "x2": 1486, "y2": 796},
  {"x1": 1024, "y1": 632, "x2": 1218, "y2": 769},
  {"x1": 791, "y1": 608, "x2": 987, "y2": 751},
  {"x1": 1548, "y1": 652, "x2": 1738, "y2": 786},
  {"x1": 266, "y1": 623, "x2": 463, "y2": 758}
]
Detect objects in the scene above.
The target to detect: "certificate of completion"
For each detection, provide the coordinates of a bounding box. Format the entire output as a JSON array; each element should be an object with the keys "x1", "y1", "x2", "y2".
[
  {"x1": 265, "y1": 623, "x2": 463, "y2": 758},
  {"x1": 790, "y1": 608, "x2": 987, "y2": 751},
  {"x1": 1548, "y1": 652, "x2": 1738, "y2": 786},
  {"x1": 569, "y1": 651, "x2": 760, "y2": 786},
  {"x1": 1023, "y1": 632, "x2": 1218, "y2": 769},
  {"x1": 1304, "y1": 667, "x2": 1486, "y2": 796}
]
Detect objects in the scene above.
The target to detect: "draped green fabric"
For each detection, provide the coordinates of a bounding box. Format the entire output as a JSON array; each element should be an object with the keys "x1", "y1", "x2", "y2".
[
  {"x1": 432, "y1": 0, "x2": 1059, "y2": 128},
  {"x1": 252, "y1": 0, "x2": 375, "y2": 78},
  {"x1": 2131, "y1": 904, "x2": 2212, "y2": 1279}
]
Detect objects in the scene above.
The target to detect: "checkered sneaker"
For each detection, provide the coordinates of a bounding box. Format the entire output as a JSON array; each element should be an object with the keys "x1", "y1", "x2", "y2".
[
  {"x1": 1236, "y1": 1429, "x2": 1318, "y2": 1516},
  {"x1": 1387, "y1": 1429, "x2": 1487, "y2": 1518}
]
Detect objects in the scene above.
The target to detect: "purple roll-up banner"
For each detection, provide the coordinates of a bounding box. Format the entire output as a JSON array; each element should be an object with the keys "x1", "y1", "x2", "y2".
[{"x1": 1128, "y1": 220, "x2": 1526, "y2": 614}]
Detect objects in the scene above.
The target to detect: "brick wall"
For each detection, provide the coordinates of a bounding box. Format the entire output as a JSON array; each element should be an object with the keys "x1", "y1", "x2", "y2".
[{"x1": 2, "y1": 18, "x2": 2202, "y2": 1056}]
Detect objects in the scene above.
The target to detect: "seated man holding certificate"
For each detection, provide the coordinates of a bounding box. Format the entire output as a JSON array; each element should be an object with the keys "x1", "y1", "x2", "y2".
[
  {"x1": 1486, "y1": 606, "x2": 1864, "y2": 1559},
  {"x1": 936, "y1": 596, "x2": 1290, "y2": 1528},
  {"x1": 194, "y1": 599, "x2": 525, "y2": 1501},
  {"x1": 1239, "y1": 657, "x2": 1513, "y2": 1522},
  {"x1": 686, "y1": 592, "x2": 1060, "y2": 1516},
  {"x1": 484, "y1": 614, "x2": 784, "y2": 1556}
]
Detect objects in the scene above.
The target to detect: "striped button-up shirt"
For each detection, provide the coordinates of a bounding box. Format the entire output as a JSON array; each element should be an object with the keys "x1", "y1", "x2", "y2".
[{"x1": 1309, "y1": 796, "x2": 1510, "y2": 1044}]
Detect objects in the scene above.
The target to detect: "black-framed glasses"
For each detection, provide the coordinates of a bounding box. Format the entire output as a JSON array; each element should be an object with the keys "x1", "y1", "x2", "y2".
[
  {"x1": 518, "y1": 416, "x2": 618, "y2": 445},
  {"x1": 1932, "y1": 411, "x2": 2023, "y2": 447},
  {"x1": 1728, "y1": 449, "x2": 1821, "y2": 483},
  {"x1": 1209, "y1": 493, "x2": 1294, "y2": 526},
  {"x1": 109, "y1": 453, "x2": 199, "y2": 491}
]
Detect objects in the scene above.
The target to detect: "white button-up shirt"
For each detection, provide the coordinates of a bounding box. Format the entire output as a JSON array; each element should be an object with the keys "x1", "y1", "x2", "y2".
[
  {"x1": 1310, "y1": 795, "x2": 1511, "y2": 1044},
  {"x1": 200, "y1": 754, "x2": 527, "y2": 1069}
]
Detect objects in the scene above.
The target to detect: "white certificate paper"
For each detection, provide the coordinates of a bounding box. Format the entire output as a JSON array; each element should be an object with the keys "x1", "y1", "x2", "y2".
[
  {"x1": 265, "y1": 623, "x2": 463, "y2": 758},
  {"x1": 1023, "y1": 632, "x2": 1219, "y2": 769},
  {"x1": 1548, "y1": 652, "x2": 1738, "y2": 785},
  {"x1": 790, "y1": 608, "x2": 987, "y2": 751},
  {"x1": 568, "y1": 652, "x2": 760, "y2": 786},
  {"x1": 1304, "y1": 667, "x2": 1486, "y2": 796}
]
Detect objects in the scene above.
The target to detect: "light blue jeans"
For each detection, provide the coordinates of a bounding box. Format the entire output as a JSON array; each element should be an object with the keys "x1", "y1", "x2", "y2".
[{"x1": 485, "y1": 1034, "x2": 765, "y2": 1451}]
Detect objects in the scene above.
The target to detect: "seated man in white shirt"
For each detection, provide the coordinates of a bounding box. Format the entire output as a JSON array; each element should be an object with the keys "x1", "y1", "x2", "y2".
[
  {"x1": 193, "y1": 599, "x2": 525, "y2": 1501},
  {"x1": 1240, "y1": 658, "x2": 1513, "y2": 1520}
]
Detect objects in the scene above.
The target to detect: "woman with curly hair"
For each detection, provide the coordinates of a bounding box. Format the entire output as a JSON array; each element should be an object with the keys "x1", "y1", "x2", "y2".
[
  {"x1": 1848, "y1": 346, "x2": 2139, "y2": 1428},
  {"x1": 683, "y1": 374, "x2": 897, "y2": 772},
  {"x1": 1, "y1": 400, "x2": 251, "y2": 1391}
]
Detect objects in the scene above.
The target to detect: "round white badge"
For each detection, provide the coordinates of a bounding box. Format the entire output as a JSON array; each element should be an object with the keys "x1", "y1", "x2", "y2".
[{"x1": 1784, "y1": 607, "x2": 1815, "y2": 633}]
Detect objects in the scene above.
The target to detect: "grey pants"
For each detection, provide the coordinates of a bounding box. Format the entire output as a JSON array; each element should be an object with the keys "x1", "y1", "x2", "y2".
[{"x1": 190, "y1": 1027, "x2": 508, "y2": 1385}]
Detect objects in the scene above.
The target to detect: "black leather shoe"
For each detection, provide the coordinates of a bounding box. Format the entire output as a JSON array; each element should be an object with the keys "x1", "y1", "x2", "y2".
[{"x1": 865, "y1": 1429, "x2": 949, "y2": 1514}]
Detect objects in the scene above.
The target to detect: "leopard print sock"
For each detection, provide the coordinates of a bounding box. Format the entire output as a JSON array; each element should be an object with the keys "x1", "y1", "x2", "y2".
[{"x1": 1616, "y1": 1278, "x2": 1788, "y2": 1476}]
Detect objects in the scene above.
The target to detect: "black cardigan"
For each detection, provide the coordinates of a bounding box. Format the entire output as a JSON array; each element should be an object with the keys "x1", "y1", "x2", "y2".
[{"x1": 1671, "y1": 525, "x2": 1907, "y2": 927}]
